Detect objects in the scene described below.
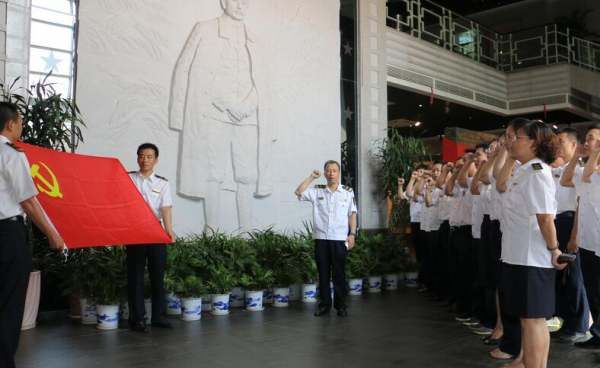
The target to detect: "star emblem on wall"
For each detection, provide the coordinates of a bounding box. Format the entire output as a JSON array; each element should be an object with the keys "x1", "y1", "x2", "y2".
[
  {"x1": 42, "y1": 51, "x2": 62, "y2": 72},
  {"x1": 344, "y1": 105, "x2": 354, "y2": 121},
  {"x1": 343, "y1": 42, "x2": 353, "y2": 55}
]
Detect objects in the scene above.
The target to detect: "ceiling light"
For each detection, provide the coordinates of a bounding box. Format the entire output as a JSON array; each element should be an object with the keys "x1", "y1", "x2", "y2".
[{"x1": 414, "y1": 121, "x2": 422, "y2": 127}]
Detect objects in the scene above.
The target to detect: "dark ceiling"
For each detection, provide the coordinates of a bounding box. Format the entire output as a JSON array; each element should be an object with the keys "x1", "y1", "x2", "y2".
[{"x1": 387, "y1": 85, "x2": 589, "y2": 137}]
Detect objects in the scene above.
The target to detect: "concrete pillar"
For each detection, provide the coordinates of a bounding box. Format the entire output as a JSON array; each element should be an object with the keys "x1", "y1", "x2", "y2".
[{"x1": 356, "y1": 0, "x2": 388, "y2": 229}]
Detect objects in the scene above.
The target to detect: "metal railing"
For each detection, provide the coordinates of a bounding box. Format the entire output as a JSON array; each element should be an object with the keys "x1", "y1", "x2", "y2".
[{"x1": 386, "y1": 0, "x2": 600, "y2": 73}]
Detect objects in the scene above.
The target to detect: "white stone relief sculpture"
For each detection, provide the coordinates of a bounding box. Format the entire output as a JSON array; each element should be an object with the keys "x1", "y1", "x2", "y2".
[{"x1": 169, "y1": 0, "x2": 273, "y2": 231}]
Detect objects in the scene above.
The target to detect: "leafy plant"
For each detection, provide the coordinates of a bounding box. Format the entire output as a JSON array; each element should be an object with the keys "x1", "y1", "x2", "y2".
[
  {"x1": 179, "y1": 275, "x2": 207, "y2": 298},
  {"x1": 206, "y1": 264, "x2": 236, "y2": 295},
  {"x1": 374, "y1": 130, "x2": 429, "y2": 231},
  {"x1": 86, "y1": 247, "x2": 127, "y2": 305},
  {"x1": 1, "y1": 74, "x2": 85, "y2": 152}
]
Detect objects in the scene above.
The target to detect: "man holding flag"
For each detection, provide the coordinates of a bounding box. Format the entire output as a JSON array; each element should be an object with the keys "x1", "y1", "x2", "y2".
[
  {"x1": 0, "y1": 102, "x2": 65, "y2": 368},
  {"x1": 126, "y1": 143, "x2": 175, "y2": 332}
]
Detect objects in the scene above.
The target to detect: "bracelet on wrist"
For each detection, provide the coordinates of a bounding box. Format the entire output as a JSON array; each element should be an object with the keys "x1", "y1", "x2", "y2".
[{"x1": 547, "y1": 246, "x2": 558, "y2": 251}]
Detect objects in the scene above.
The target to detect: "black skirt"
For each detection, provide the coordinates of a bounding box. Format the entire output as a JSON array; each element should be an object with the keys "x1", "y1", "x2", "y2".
[{"x1": 501, "y1": 262, "x2": 556, "y2": 319}]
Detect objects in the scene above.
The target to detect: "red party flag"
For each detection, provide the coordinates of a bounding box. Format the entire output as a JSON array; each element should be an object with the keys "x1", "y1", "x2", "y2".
[{"x1": 17, "y1": 143, "x2": 171, "y2": 248}]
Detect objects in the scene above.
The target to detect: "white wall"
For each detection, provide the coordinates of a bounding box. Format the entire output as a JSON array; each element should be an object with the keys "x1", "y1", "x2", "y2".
[{"x1": 76, "y1": 0, "x2": 341, "y2": 235}]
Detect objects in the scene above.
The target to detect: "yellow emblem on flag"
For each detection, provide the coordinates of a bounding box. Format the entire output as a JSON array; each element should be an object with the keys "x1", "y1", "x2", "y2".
[{"x1": 30, "y1": 161, "x2": 63, "y2": 199}]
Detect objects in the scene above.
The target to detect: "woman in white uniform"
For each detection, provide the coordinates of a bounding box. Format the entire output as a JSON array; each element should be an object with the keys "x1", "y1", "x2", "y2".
[{"x1": 500, "y1": 119, "x2": 565, "y2": 367}]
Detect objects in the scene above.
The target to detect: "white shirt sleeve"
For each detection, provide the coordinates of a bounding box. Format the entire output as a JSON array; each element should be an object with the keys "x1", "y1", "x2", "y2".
[
  {"x1": 523, "y1": 170, "x2": 557, "y2": 215},
  {"x1": 348, "y1": 191, "x2": 357, "y2": 215},
  {"x1": 299, "y1": 187, "x2": 317, "y2": 203},
  {"x1": 159, "y1": 181, "x2": 173, "y2": 208},
  {"x1": 5, "y1": 151, "x2": 38, "y2": 203}
]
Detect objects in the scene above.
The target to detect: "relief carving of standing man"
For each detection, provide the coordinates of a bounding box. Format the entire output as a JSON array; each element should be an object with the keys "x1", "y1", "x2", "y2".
[{"x1": 169, "y1": 0, "x2": 273, "y2": 231}]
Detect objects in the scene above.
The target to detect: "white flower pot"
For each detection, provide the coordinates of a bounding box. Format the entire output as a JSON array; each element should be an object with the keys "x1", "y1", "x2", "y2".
[
  {"x1": 384, "y1": 274, "x2": 399, "y2": 290},
  {"x1": 302, "y1": 283, "x2": 317, "y2": 303},
  {"x1": 119, "y1": 302, "x2": 129, "y2": 320},
  {"x1": 181, "y1": 297, "x2": 202, "y2": 321},
  {"x1": 166, "y1": 293, "x2": 182, "y2": 316},
  {"x1": 230, "y1": 287, "x2": 245, "y2": 308},
  {"x1": 245, "y1": 290, "x2": 264, "y2": 312},
  {"x1": 263, "y1": 289, "x2": 273, "y2": 304},
  {"x1": 405, "y1": 272, "x2": 418, "y2": 288},
  {"x1": 368, "y1": 276, "x2": 382, "y2": 293},
  {"x1": 348, "y1": 278, "x2": 363, "y2": 296},
  {"x1": 144, "y1": 299, "x2": 152, "y2": 323},
  {"x1": 273, "y1": 287, "x2": 290, "y2": 307},
  {"x1": 96, "y1": 305, "x2": 119, "y2": 330},
  {"x1": 288, "y1": 284, "x2": 301, "y2": 301},
  {"x1": 80, "y1": 298, "x2": 97, "y2": 325},
  {"x1": 201, "y1": 295, "x2": 212, "y2": 312},
  {"x1": 211, "y1": 294, "x2": 230, "y2": 315},
  {"x1": 21, "y1": 271, "x2": 41, "y2": 330}
]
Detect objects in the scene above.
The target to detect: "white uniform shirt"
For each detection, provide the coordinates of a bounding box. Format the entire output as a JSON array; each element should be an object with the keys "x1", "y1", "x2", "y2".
[
  {"x1": 0, "y1": 135, "x2": 38, "y2": 219},
  {"x1": 448, "y1": 186, "x2": 464, "y2": 227},
  {"x1": 437, "y1": 185, "x2": 450, "y2": 222},
  {"x1": 573, "y1": 167, "x2": 600, "y2": 254},
  {"x1": 128, "y1": 171, "x2": 173, "y2": 220},
  {"x1": 501, "y1": 159, "x2": 557, "y2": 268},
  {"x1": 552, "y1": 164, "x2": 576, "y2": 214},
  {"x1": 489, "y1": 176, "x2": 501, "y2": 221},
  {"x1": 471, "y1": 185, "x2": 486, "y2": 239},
  {"x1": 299, "y1": 184, "x2": 357, "y2": 241},
  {"x1": 409, "y1": 195, "x2": 424, "y2": 223},
  {"x1": 429, "y1": 187, "x2": 443, "y2": 231}
]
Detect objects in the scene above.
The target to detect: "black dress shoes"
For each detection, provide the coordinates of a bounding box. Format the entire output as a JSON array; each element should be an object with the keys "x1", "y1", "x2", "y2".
[
  {"x1": 151, "y1": 318, "x2": 173, "y2": 329},
  {"x1": 129, "y1": 321, "x2": 148, "y2": 333},
  {"x1": 336, "y1": 308, "x2": 348, "y2": 317},
  {"x1": 314, "y1": 306, "x2": 331, "y2": 317}
]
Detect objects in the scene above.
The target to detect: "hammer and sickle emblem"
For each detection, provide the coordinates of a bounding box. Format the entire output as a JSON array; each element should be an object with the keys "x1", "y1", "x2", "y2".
[{"x1": 30, "y1": 162, "x2": 63, "y2": 199}]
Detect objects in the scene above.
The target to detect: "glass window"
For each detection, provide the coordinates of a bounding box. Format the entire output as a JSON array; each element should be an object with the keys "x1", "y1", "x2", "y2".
[{"x1": 28, "y1": 0, "x2": 76, "y2": 98}]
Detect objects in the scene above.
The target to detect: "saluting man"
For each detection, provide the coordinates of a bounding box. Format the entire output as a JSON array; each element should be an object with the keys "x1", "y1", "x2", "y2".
[
  {"x1": 295, "y1": 160, "x2": 358, "y2": 317},
  {"x1": 0, "y1": 102, "x2": 65, "y2": 368},
  {"x1": 126, "y1": 143, "x2": 175, "y2": 332}
]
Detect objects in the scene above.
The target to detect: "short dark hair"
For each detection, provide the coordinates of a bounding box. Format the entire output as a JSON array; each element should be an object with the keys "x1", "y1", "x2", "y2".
[
  {"x1": 475, "y1": 142, "x2": 489, "y2": 151},
  {"x1": 137, "y1": 142, "x2": 159, "y2": 158},
  {"x1": 0, "y1": 102, "x2": 19, "y2": 132},
  {"x1": 323, "y1": 160, "x2": 340, "y2": 171},
  {"x1": 586, "y1": 123, "x2": 600, "y2": 134},
  {"x1": 464, "y1": 148, "x2": 475, "y2": 154},
  {"x1": 557, "y1": 127, "x2": 579, "y2": 142},
  {"x1": 513, "y1": 119, "x2": 557, "y2": 164}
]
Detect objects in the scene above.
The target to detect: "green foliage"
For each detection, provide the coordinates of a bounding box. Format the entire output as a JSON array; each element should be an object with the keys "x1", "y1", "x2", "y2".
[
  {"x1": 374, "y1": 129, "x2": 429, "y2": 196},
  {"x1": 85, "y1": 247, "x2": 127, "y2": 305},
  {"x1": 1, "y1": 73, "x2": 85, "y2": 152}
]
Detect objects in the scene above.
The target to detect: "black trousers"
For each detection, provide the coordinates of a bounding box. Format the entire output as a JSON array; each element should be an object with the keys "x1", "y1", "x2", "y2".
[
  {"x1": 437, "y1": 221, "x2": 451, "y2": 300},
  {"x1": 454, "y1": 225, "x2": 474, "y2": 316},
  {"x1": 0, "y1": 217, "x2": 31, "y2": 368},
  {"x1": 126, "y1": 244, "x2": 167, "y2": 324},
  {"x1": 580, "y1": 248, "x2": 600, "y2": 338},
  {"x1": 555, "y1": 212, "x2": 589, "y2": 335},
  {"x1": 411, "y1": 223, "x2": 425, "y2": 284},
  {"x1": 315, "y1": 239, "x2": 347, "y2": 310}
]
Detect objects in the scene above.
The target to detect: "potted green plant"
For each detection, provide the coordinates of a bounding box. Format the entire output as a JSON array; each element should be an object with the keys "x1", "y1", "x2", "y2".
[
  {"x1": 90, "y1": 247, "x2": 126, "y2": 330},
  {"x1": 346, "y1": 242, "x2": 369, "y2": 296},
  {"x1": 239, "y1": 263, "x2": 274, "y2": 312},
  {"x1": 206, "y1": 264, "x2": 235, "y2": 316},
  {"x1": 178, "y1": 275, "x2": 207, "y2": 321},
  {"x1": 380, "y1": 234, "x2": 405, "y2": 291},
  {"x1": 373, "y1": 130, "x2": 429, "y2": 232}
]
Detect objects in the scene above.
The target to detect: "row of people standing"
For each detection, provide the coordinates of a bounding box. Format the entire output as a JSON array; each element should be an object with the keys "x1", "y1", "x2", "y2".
[{"x1": 400, "y1": 119, "x2": 600, "y2": 367}]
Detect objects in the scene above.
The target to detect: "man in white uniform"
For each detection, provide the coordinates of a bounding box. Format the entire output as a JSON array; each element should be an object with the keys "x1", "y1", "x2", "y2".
[{"x1": 295, "y1": 160, "x2": 357, "y2": 317}]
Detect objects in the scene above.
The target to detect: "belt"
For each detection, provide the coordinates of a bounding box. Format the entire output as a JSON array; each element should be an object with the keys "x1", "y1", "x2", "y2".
[
  {"x1": 557, "y1": 211, "x2": 575, "y2": 218},
  {"x1": 0, "y1": 215, "x2": 24, "y2": 224}
]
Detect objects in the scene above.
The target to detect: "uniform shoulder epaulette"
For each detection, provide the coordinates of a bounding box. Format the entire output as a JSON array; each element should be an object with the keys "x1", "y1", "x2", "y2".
[
  {"x1": 155, "y1": 174, "x2": 168, "y2": 181},
  {"x1": 314, "y1": 184, "x2": 326, "y2": 189},
  {"x1": 531, "y1": 163, "x2": 543, "y2": 171},
  {"x1": 5, "y1": 142, "x2": 22, "y2": 152},
  {"x1": 342, "y1": 185, "x2": 353, "y2": 192},
  {"x1": 127, "y1": 170, "x2": 137, "y2": 174}
]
